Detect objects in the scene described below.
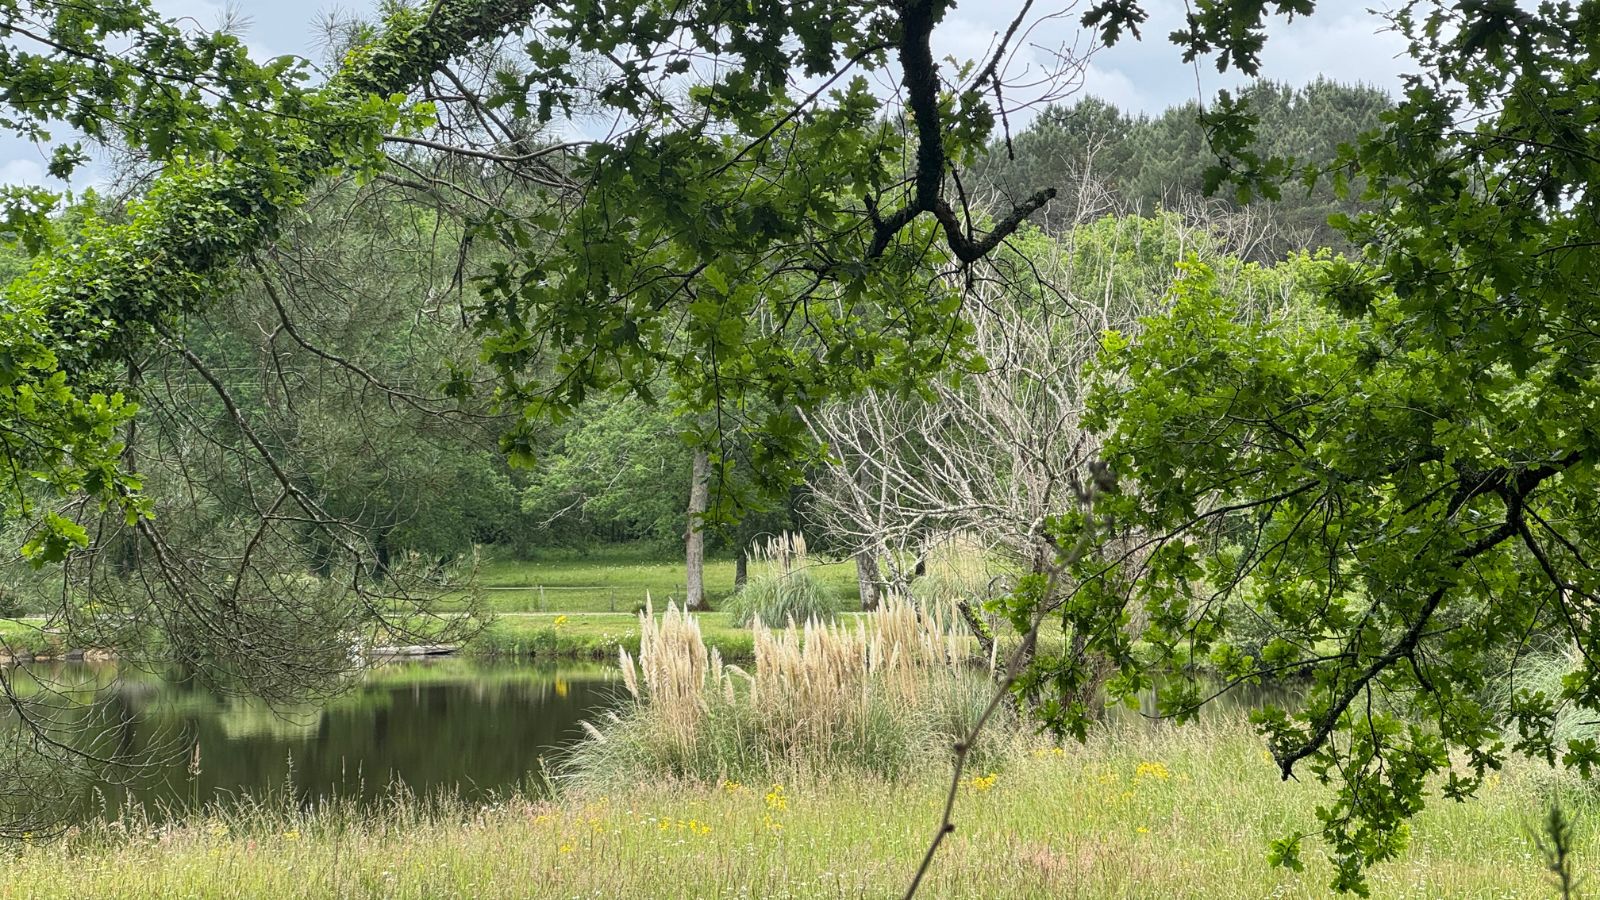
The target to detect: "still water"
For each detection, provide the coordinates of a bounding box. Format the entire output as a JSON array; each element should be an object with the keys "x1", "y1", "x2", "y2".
[{"x1": 9, "y1": 659, "x2": 623, "y2": 822}]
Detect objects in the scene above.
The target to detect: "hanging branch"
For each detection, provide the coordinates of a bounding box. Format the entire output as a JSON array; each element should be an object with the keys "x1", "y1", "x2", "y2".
[{"x1": 902, "y1": 460, "x2": 1116, "y2": 899}]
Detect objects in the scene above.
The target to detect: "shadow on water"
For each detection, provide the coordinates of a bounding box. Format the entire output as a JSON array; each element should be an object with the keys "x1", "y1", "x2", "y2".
[{"x1": 0, "y1": 658, "x2": 624, "y2": 825}]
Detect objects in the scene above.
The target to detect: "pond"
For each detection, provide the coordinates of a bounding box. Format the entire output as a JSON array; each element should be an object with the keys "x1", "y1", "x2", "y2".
[{"x1": 5, "y1": 659, "x2": 624, "y2": 824}]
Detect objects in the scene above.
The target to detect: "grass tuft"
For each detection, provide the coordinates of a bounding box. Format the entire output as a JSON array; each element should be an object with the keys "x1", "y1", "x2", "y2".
[{"x1": 722, "y1": 533, "x2": 839, "y2": 628}]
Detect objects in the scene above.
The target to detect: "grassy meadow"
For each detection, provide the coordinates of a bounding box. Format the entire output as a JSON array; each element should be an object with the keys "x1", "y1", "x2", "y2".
[{"x1": 4, "y1": 717, "x2": 1589, "y2": 899}]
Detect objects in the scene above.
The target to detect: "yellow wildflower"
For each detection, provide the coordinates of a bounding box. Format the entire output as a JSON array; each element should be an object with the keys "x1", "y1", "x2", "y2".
[
  {"x1": 559, "y1": 843, "x2": 574, "y2": 854},
  {"x1": 764, "y1": 785, "x2": 788, "y2": 811},
  {"x1": 657, "y1": 818, "x2": 713, "y2": 837},
  {"x1": 967, "y1": 772, "x2": 998, "y2": 792},
  {"x1": 553, "y1": 615, "x2": 570, "y2": 628},
  {"x1": 1134, "y1": 761, "x2": 1170, "y2": 781},
  {"x1": 282, "y1": 829, "x2": 300, "y2": 842}
]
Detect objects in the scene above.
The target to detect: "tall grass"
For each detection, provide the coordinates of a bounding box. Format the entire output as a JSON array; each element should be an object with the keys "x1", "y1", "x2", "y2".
[
  {"x1": 904, "y1": 534, "x2": 1014, "y2": 643},
  {"x1": 12, "y1": 716, "x2": 1594, "y2": 899},
  {"x1": 722, "y1": 532, "x2": 838, "y2": 627},
  {"x1": 569, "y1": 596, "x2": 1007, "y2": 786}
]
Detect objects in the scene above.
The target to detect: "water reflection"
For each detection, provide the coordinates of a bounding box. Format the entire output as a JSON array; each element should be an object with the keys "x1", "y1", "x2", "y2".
[
  {"x1": 2, "y1": 661, "x2": 1302, "y2": 826},
  {"x1": 1, "y1": 659, "x2": 622, "y2": 823}
]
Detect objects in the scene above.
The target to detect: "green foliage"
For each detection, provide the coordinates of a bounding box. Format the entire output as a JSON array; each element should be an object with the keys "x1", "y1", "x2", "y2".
[
  {"x1": 1020, "y1": 4, "x2": 1600, "y2": 891},
  {"x1": 0, "y1": 0, "x2": 313, "y2": 186},
  {"x1": 1532, "y1": 801, "x2": 1582, "y2": 900},
  {"x1": 519, "y1": 397, "x2": 692, "y2": 548},
  {"x1": 0, "y1": 0, "x2": 534, "y2": 542},
  {"x1": 13, "y1": 1, "x2": 1600, "y2": 891},
  {"x1": 0, "y1": 0, "x2": 1050, "y2": 553}
]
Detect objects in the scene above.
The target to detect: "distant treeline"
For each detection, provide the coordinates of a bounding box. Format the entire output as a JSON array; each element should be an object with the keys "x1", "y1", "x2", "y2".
[{"x1": 975, "y1": 78, "x2": 1392, "y2": 253}]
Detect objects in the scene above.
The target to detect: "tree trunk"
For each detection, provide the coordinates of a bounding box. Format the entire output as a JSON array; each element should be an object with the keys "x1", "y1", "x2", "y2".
[
  {"x1": 684, "y1": 448, "x2": 710, "y2": 610},
  {"x1": 115, "y1": 358, "x2": 142, "y2": 576},
  {"x1": 734, "y1": 547, "x2": 749, "y2": 590},
  {"x1": 373, "y1": 530, "x2": 392, "y2": 581},
  {"x1": 855, "y1": 550, "x2": 881, "y2": 611}
]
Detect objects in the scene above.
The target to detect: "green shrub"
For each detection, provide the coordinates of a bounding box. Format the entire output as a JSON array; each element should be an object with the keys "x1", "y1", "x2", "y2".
[{"x1": 722, "y1": 569, "x2": 837, "y2": 628}]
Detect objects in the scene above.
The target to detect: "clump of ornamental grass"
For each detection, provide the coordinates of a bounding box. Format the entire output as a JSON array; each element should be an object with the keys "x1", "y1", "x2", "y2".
[
  {"x1": 909, "y1": 532, "x2": 1008, "y2": 624},
  {"x1": 723, "y1": 532, "x2": 837, "y2": 628},
  {"x1": 567, "y1": 595, "x2": 1011, "y2": 787},
  {"x1": 1491, "y1": 644, "x2": 1600, "y2": 791}
]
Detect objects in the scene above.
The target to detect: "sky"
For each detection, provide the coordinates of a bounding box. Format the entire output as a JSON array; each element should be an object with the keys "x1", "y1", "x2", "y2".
[{"x1": 0, "y1": 0, "x2": 1412, "y2": 190}]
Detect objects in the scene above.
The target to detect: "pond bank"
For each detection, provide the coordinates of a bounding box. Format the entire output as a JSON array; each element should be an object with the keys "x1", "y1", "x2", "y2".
[
  {"x1": 459, "y1": 612, "x2": 756, "y2": 660},
  {"x1": 0, "y1": 612, "x2": 761, "y2": 665}
]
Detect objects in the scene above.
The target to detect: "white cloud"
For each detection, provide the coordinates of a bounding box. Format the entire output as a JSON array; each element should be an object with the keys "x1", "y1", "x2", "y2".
[
  {"x1": 935, "y1": 1, "x2": 1409, "y2": 117},
  {"x1": 933, "y1": 13, "x2": 1007, "y2": 72},
  {"x1": 0, "y1": 158, "x2": 47, "y2": 188},
  {"x1": 1257, "y1": 10, "x2": 1413, "y2": 90},
  {"x1": 150, "y1": 0, "x2": 281, "y2": 61},
  {"x1": 1077, "y1": 64, "x2": 1146, "y2": 116}
]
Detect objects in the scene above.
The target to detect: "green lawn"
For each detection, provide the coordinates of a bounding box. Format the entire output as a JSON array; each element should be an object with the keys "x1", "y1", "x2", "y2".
[
  {"x1": 0, "y1": 616, "x2": 75, "y2": 657},
  {"x1": 466, "y1": 546, "x2": 862, "y2": 613},
  {"x1": 0, "y1": 548, "x2": 1022, "y2": 662},
  {"x1": 463, "y1": 611, "x2": 758, "y2": 660},
  {"x1": 416, "y1": 546, "x2": 861, "y2": 659},
  {"x1": 0, "y1": 548, "x2": 876, "y2": 661}
]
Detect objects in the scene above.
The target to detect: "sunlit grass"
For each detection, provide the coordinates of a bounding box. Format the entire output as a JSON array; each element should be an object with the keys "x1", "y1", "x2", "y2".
[
  {"x1": 463, "y1": 611, "x2": 758, "y2": 660},
  {"x1": 465, "y1": 546, "x2": 862, "y2": 613},
  {"x1": 6, "y1": 716, "x2": 1589, "y2": 899}
]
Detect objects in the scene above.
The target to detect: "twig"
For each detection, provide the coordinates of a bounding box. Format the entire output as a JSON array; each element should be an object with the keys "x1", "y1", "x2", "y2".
[{"x1": 902, "y1": 464, "x2": 1111, "y2": 899}]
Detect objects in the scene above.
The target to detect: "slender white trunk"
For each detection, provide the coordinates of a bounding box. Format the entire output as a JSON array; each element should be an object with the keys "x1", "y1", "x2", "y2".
[{"x1": 684, "y1": 448, "x2": 710, "y2": 610}]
